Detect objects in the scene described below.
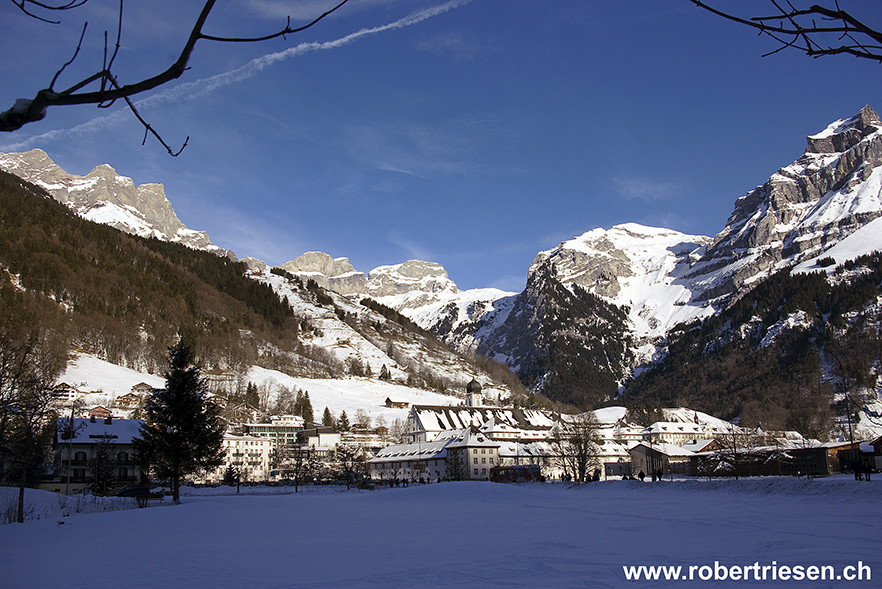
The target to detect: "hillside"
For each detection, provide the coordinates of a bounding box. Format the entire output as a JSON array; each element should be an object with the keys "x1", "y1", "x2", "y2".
[
  {"x1": 625, "y1": 252, "x2": 882, "y2": 436},
  {"x1": 0, "y1": 170, "x2": 525, "y2": 403}
]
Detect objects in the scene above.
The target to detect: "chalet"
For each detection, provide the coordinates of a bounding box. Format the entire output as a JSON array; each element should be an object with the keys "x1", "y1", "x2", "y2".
[
  {"x1": 87, "y1": 405, "x2": 112, "y2": 420},
  {"x1": 384, "y1": 397, "x2": 409, "y2": 409},
  {"x1": 45, "y1": 417, "x2": 143, "y2": 494},
  {"x1": 130, "y1": 382, "x2": 154, "y2": 395},
  {"x1": 115, "y1": 392, "x2": 143, "y2": 410}
]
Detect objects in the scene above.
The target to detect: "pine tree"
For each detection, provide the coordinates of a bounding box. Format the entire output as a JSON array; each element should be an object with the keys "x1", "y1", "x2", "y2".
[
  {"x1": 244, "y1": 382, "x2": 259, "y2": 408},
  {"x1": 322, "y1": 406, "x2": 335, "y2": 429},
  {"x1": 134, "y1": 339, "x2": 225, "y2": 503},
  {"x1": 301, "y1": 392, "x2": 314, "y2": 425},
  {"x1": 338, "y1": 410, "x2": 350, "y2": 432}
]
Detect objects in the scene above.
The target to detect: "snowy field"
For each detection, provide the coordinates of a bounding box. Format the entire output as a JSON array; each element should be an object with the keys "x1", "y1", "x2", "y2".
[{"x1": 1, "y1": 477, "x2": 878, "y2": 588}]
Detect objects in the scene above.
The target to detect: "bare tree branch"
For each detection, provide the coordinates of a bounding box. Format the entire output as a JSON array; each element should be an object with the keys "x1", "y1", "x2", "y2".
[
  {"x1": 1, "y1": 0, "x2": 352, "y2": 156},
  {"x1": 691, "y1": 1, "x2": 882, "y2": 62},
  {"x1": 10, "y1": 0, "x2": 88, "y2": 24}
]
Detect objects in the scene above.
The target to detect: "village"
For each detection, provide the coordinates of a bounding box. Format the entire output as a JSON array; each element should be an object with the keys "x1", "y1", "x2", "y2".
[{"x1": 40, "y1": 373, "x2": 882, "y2": 497}]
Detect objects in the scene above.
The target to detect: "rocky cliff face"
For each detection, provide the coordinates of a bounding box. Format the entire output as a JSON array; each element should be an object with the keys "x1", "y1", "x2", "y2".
[
  {"x1": 685, "y1": 105, "x2": 882, "y2": 301},
  {"x1": 278, "y1": 252, "x2": 367, "y2": 294},
  {"x1": 474, "y1": 261, "x2": 633, "y2": 407},
  {"x1": 0, "y1": 148, "x2": 228, "y2": 255}
]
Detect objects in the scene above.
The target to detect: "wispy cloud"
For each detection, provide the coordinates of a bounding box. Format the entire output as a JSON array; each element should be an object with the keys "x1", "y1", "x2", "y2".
[
  {"x1": 417, "y1": 30, "x2": 495, "y2": 60},
  {"x1": 611, "y1": 176, "x2": 682, "y2": 202},
  {"x1": 1, "y1": 0, "x2": 471, "y2": 151},
  {"x1": 387, "y1": 231, "x2": 434, "y2": 262},
  {"x1": 341, "y1": 118, "x2": 487, "y2": 179}
]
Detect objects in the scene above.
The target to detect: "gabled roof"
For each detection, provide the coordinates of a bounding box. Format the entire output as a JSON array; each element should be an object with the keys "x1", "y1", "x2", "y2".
[
  {"x1": 630, "y1": 441, "x2": 695, "y2": 458},
  {"x1": 444, "y1": 426, "x2": 499, "y2": 450}
]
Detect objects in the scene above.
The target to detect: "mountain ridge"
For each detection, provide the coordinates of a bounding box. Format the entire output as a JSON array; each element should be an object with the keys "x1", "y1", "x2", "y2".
[{"x1": 2, "y1": 106, "x2": 881, "y2": 415}]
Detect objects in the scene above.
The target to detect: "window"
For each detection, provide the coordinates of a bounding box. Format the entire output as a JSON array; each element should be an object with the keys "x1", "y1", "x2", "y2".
[
  {"x1": 74, "y1": 451, "x2": 86, "y2": 462},
  {"x1": 482, "y1": 458, "x2": 486, "y2": 464},
  {"x1": 474, "y1": 457, "x2": 478, "y2": 464},
  {"x1": 481, "y1": 468, "x2": 487, "y2": 475},
  {"x1": 481, "y1": 448, "x2": 486, "y2": 454},
  {"x1": 489, "y1": 457, "x2": 494, "y2": 464},
  {"x1": 473, "y1": 468, "x2": 479, "y2": 475}
]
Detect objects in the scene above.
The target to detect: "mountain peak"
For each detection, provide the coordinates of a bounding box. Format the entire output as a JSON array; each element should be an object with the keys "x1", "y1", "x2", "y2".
[
  {"x1": 0, "y1": 149, "x2": 229, "y2": 257},
  {"x1": 806, "y1": 105, "x2": 880, "y2": 154}
]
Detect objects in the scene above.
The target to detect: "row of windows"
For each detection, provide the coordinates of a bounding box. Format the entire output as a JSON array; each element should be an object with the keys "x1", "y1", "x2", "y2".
[
  {"x1": 72, "y1": 451, "x2": 130, "y2": 461},
  {"x1": 471, "y1": 448, "x2": 492, "y2": 454},
  {"x1": 473, "y1": 457, "x2": 494, "y2": 464}
]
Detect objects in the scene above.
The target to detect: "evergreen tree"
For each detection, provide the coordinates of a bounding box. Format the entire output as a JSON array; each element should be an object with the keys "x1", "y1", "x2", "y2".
[
  {"x1": 322, "y1": 406, "x2": 335, "y2": 429},
  {"x1": 244, "y1": 382, "x2": 259, "y2": 408},
  {"x1": 301, "y1": 392, "x2": 314, "y2": 425},
  {"x1": 338, "y1": 410, "x2": 350, "y2": 432},
  {"x1": 134, "y1": 339, "x2": 225, "y2": 503},
  {"x1": 379, "y1": 364, "x2": 391, "y2": 381}
]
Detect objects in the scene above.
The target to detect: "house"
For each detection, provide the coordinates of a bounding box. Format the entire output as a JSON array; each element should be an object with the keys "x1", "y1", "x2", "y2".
[
  {"x1": 115, "y1": 392, "x2": 144, "y2": 410},
  {"x1": 681, "y1": 439, "x2": 720, "y2": 454},
  {"x1": 629, "y1": 441, "x2": 695, "y2": 476},
  {"x1": 130, "y1": 382, "x2": 154, "y2": 395},
  {"x1": 45, "y1": 416, "x2": 144, "y2": 494},
  {"x1": 87, "y1": 405, "x2": 112, "y2": 420},
  {"x1": 300, "y1": 426, "x2": 342, "y2": 459},
  {"x1": 384, "y1": 397, "x2": 409, "y2": 409}
]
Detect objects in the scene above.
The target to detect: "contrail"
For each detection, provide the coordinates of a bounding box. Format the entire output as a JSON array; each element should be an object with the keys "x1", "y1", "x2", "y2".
[{"x1": 1, "y1": 0, "x2": 471, "y2": 150}]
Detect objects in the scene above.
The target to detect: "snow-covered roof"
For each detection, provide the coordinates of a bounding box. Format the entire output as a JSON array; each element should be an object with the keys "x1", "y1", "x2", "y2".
[
  {"x1": 56, "y1": 417, "x2": 143, "y2": 445},
  {"x1": 369, "y1": 438, "x2": 451, "y2": 463},
  {"x1": 413, "y1": 405, "x2": 556, "y2": 434},
  {"x1": 630, "y1": 441, "x2": 695, "y2": 458},
  {"x1": 444, "y1": 426, "x2": 499, "y2": 450}
]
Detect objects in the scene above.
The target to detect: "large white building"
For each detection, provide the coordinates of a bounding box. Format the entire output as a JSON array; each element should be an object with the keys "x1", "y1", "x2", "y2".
[
  {"x1": 203, "y1": 433, "x2": 273, "y2": 484},
  {"x1": 244, "y1": 415, "x2": 305, "y2": 449}
]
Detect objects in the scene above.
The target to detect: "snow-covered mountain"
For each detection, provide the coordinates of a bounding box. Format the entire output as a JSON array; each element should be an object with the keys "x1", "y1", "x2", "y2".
[
  {"x1": 684, "y1": 105, "x2": 882, "y2": 301},
  {"x1": 3, "y1": 106, "x2": 881, "y2": 411},
  {"x1": 0, "y1": 148, "x2": 230, "y2": 256}
]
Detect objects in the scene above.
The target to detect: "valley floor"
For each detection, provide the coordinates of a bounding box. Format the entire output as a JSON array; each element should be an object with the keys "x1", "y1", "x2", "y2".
[{"x1": 0, "y1": 477, "x2": 878, "y2": 588}]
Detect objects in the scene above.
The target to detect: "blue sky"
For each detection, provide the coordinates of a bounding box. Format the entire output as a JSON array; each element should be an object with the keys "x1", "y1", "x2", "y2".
[{"x1": 2, "y1": 0, "x2": 880, "y2": 291}]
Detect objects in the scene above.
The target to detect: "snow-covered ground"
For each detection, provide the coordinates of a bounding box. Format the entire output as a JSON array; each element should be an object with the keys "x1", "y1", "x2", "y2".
[
  {"x1": 248, "y1": 366, "x2": 462, "y2": 424},
  {"x1": 1, "y1": 477, "x2": 877, "y2": 588},
  {"x1": 60, "y1": 353, "x2": 463, "y2": 423}
]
